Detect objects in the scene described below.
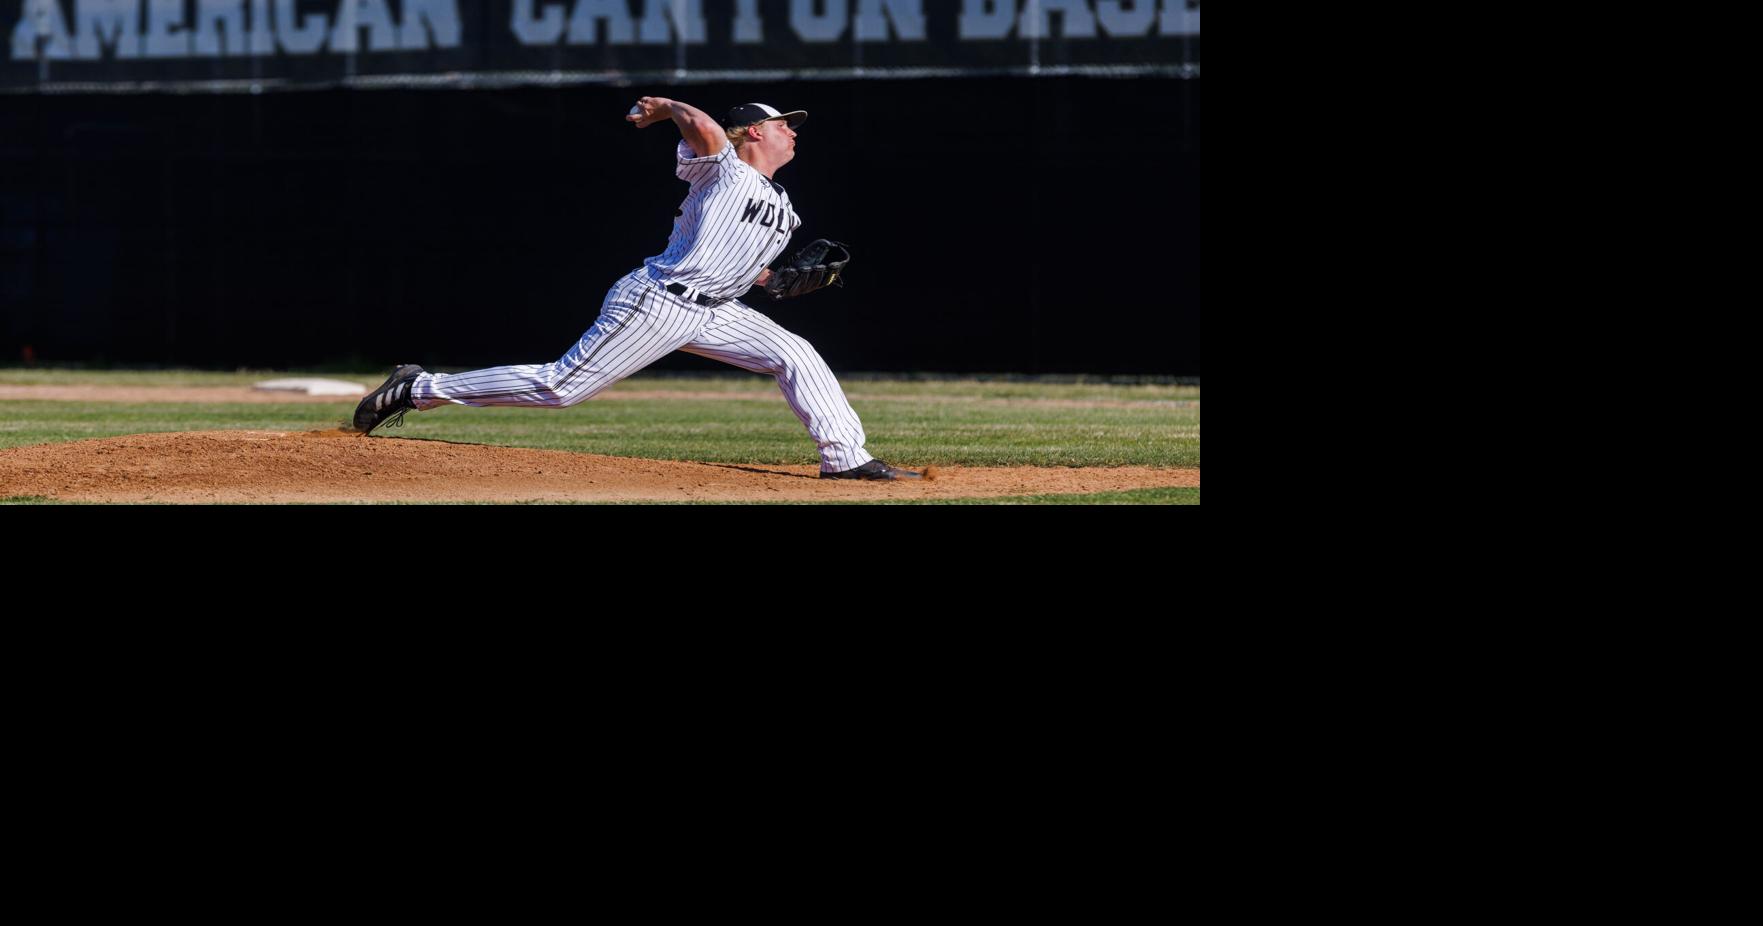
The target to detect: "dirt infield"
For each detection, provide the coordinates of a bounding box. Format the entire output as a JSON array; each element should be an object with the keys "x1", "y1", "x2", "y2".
[{"x1": 0, "y1": 430, "x2": 1200, "y2": 504}]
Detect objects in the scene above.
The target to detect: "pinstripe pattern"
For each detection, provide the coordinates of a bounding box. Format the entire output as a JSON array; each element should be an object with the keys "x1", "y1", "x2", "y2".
[
  {"x1": 645, "y1": 140, "x2": 801, "y2": 301},
  {"x1": 401, "y1": 134, "x2": 875, "y2": 473},
  {"x1": 409, "y1": 272, "x2": 876, "y2": 472},
  {"x1": 678, "y1": 301, "x2": 872, "y2": 472}
]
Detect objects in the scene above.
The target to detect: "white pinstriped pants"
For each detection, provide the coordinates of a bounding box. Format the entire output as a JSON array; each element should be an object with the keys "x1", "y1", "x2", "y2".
[{"x1": 407, "y1": 269, "x2": 877, "y2": 473}]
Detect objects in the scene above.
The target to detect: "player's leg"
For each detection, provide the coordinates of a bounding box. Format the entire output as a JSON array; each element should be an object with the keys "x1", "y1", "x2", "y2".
[
  {"x1": 679, "y1": 302, "x2": 876, "y2": 473},
  {"x1": 410, "y1": 273, "x2": 703, "y2": 410}
]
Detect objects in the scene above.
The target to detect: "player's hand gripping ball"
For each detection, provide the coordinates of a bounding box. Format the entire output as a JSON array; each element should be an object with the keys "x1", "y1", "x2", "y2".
[{"x1": 627, "y1": 98, "x2": 672, "y2": 128}]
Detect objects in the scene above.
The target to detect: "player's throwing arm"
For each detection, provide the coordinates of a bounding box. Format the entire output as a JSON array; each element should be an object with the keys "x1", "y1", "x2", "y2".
[{"x1": 627, "y1": 97, "x2": 725, "y2": 159}]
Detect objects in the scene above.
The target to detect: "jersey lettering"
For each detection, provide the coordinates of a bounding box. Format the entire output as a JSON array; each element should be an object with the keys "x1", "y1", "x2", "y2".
[{"x1": 648, "y1": 141, "x2": 802, "y2": 299}]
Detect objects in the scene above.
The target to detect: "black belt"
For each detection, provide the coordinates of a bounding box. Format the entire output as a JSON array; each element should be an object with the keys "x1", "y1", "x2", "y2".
[{"x1": 665, "y1": 282, "x2": 725, "y2": 306}]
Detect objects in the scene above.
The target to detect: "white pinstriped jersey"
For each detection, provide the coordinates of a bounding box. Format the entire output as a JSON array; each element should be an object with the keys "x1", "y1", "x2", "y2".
[{"x1": 641, "y1": 139, "x2": 803, "y2": 301}]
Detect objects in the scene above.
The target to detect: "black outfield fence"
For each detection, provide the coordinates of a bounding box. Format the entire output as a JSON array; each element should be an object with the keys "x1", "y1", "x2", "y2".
[{"x1": 1, "y1": 46, "x2": 1199, "y2": 374}]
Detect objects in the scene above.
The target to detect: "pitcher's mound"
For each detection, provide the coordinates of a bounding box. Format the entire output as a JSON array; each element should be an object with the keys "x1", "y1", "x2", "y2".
[{"x1": 0, "y1": 430, "x2": 1199, "y2": 504}]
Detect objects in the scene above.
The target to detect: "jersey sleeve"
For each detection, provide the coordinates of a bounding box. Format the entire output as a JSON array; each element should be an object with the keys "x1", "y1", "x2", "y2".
[{"x1": 675, "y1": 139, "x2": 737, "y2": 185}]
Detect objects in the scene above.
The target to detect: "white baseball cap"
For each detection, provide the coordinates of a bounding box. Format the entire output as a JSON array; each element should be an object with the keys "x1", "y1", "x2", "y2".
[{"x1": 725, "y1": 103, "x2": 808, "y2": 129}]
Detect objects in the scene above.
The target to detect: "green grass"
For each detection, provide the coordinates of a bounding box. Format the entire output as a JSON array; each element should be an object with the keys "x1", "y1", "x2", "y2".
[
  {"x1": 0, "y1": 404, "x2": 352, "y2": 449},
  {"x1": 1, "y1": 370, "x2": 1199, "y2": 503},
  {"x1": 0, "y1": 368, "x2": 340, "y2": 387},
  {"x1": 628, "y1": 486, "x2": 1203, "y2": 505},
  {"x1": 2, "y1": 487, "x2": 1199, "y2": 506}
]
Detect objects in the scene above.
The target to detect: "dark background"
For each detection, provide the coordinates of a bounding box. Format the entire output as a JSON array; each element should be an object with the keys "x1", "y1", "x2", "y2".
[{"x1": 0, "y1": 76, "x2": 1200, "y2": 375}]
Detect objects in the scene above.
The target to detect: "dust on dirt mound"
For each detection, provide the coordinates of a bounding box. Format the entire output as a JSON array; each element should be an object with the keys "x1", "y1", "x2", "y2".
[{"x1": 0, "y1": 430, "x2": 1199, "y2": 504}]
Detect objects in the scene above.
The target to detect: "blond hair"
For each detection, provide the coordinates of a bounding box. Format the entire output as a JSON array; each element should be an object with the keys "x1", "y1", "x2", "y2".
[{"x1": 725, "y1": 119, "x2": 781, "y2": 151}]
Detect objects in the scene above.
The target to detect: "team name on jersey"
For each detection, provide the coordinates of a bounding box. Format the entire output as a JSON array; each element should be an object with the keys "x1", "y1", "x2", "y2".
[{"x1": 740, "y1": 198, "x2": 794, "y2": 234}]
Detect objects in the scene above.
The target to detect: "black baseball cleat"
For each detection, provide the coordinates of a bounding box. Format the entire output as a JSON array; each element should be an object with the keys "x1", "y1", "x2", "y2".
[
  {"x1": 354, "y1": 364, "x2": 425, "y2": 435},
  {"x1": 821, "y1": 459, "x2": 923, "y2": 480}
]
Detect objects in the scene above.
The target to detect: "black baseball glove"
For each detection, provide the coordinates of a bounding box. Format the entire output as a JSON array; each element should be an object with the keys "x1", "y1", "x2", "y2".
[{"x1": 761, "y1": 239, "x2": 850, "y2": 301}]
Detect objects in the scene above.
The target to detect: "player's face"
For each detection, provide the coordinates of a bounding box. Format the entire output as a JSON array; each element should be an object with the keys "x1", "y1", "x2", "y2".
[{"x1": 761, "y1": 119, "x2": 797, "y2": 162}]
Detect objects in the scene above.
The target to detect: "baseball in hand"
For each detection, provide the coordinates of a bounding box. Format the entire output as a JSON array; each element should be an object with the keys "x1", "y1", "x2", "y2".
[{"x1": 629, "y1": 104, "x2": 643, "y2": 116}]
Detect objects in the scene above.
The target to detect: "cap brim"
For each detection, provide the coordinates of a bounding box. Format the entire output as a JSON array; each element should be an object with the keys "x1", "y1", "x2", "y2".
[{"x1": 769, "y1": 111, "x2": 808, "y2": 128}]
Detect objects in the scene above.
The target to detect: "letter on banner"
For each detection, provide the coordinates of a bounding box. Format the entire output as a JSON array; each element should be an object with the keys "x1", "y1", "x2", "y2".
[
  {"x1": 330, "y1": 0, "x2": 400, "y2": 53},
  {"x1": 76, "y1": 0, "x2": 140, "y2": 59},
  {"x1": 1019, "y1": 0, "x2": 1097, "y2": 39},
  {"x1": 1161, "y1": 0, "x2": 1200, "y2": 35},
  {"x1": 959, "y1": 0, "x2": 1015, "y2": 40},
  {"x1": 732, "y1": 0, "x2": 762, "y2": 43},
  {"x1": 144, "y1": 0, "x2": 192, "y2": 59},
  {"x1": 400, "y1": 0, "x2": 462, "y2": 49},
  {"x1": 855, "y1": 0, "x2": 925, "y2": 42},
  {"x1": 1096, "y1": 0, "x2": 1155, "y2": 37},
  {"x1": 639, "y1": 0, "x2": 707, "y2": 45},
  {"x1": 12, "y1": 0, "x2": 76, "y2": 60},
  {"x1": 512, "y1": 0, "x2": 565, "y2": 44},
  {"x1": 790, "y1": 0, "x2": 846, "y2": 43},
  {"x1": 277, "y1": 0, "x2": 329, "y2": 54},
  {"x1": 194, "y1": 0, "x2": 246, "y2": 57},
  {"x1": 567, "y1": 0, "x2": 636, "y2": 45}
]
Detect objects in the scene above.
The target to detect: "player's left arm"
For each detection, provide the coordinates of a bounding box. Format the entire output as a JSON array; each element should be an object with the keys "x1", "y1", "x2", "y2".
[{"x1": 626, "y1": 97, "x2": 725, "y2": 158}]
